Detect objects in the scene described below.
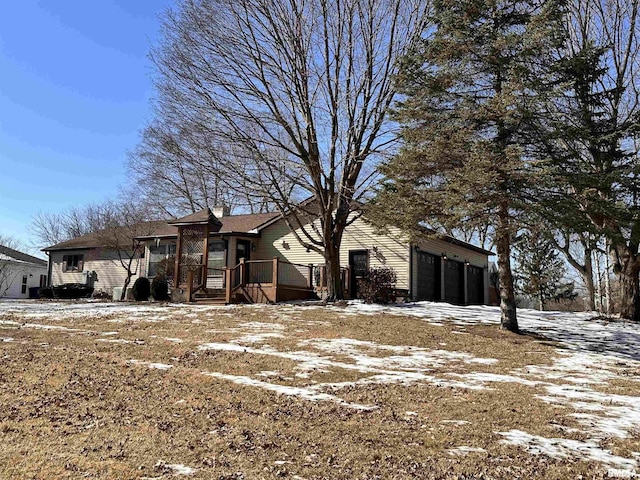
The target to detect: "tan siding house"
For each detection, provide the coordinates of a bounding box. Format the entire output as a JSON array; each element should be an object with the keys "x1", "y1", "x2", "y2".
[
  {"x1": 48, "y1": 248, "x2": 142, "y2": 296},
  {"x1": 255, "y1": 217, "x2": 411, "y2": 290},
  {"x1": 44, "y1": 207, "x2": 493, "y2": 304}
]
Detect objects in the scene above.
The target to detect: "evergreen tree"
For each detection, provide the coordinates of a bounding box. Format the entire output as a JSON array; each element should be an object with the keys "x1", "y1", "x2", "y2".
[
  {"x1": 514, "y1": 228, "x2": 569, "y2": 310},
  {"x1": 540, "y1": 0, "x2": 640, "y2": 320},
  {"x1": 370, "y1": 0, "x2": 565, "y2": 332}
]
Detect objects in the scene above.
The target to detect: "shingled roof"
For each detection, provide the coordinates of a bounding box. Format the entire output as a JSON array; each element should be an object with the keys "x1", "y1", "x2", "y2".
[
  {"x1": 0, "y1": 245, "x2": 47, "y2": 266},
  {"x1": 43, "y1": 212, "x2": 280, "y2": 252},
  {"x1": 167, "y1": 208, "x2": 223, "y2": 227}
]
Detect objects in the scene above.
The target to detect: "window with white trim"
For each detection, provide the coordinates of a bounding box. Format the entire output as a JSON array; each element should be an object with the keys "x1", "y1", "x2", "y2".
[{"x1": 63, "y1": 254, "x2": 84, "y2": 272}]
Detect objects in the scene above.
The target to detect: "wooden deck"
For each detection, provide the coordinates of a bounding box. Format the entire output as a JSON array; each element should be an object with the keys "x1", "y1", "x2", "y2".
[{"x1": 175, "y1": 258, "x2": 322, "y2": 304}]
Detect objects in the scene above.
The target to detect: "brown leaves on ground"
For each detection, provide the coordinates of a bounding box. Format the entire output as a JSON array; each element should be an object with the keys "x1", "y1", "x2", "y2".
[{"x1": 0, "y1": 303, "x2": 637, "y2": 479}]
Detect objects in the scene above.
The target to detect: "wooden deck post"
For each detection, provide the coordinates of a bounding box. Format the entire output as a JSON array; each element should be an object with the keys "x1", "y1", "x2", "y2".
[
  {"x1": 202, "y1": 224, "x2": 210, "y2": 291},
  {"x1": 239, "y1": 258, "x2": 246, "y2": 286},
  {"x1": 225, "y1": 268, "x2": 232, "y2": 304},
  {"x1": 174, "y1": 226, "x2": 183, "y2": 288},
  {"x1": 186, "y1": 269, "x2": 194, "y2": 303},
  {"x1": 272, "y1": 257, "x2": 279, "y2": 285},
  {"x1": 273, "y1": 257, "x2": 279, "y2": 303},
  {"x1": 307, "y1": 264, "x2": 313, "y2": 289}
]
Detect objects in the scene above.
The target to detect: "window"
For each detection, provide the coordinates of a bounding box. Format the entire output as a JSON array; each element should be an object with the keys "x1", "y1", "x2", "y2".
[
  {"x1": 21, "y1": 275, "x2": 27, "y2": 294},
  {"x1": 148, "y1": 244, "x2": 177, "y2": 279},
  {"x1": 63, "y1": 254, "x2": 84, "y2": 272},
  {"x1": 39, "y1": 275, "x2": 47, "y2": 288},
  {"x1": 208, "y1": 241, "x2": 226, "y2": 277}
]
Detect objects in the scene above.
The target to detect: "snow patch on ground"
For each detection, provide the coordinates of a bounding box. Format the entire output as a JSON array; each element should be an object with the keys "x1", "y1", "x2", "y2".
[
  {"x1": 198, "y1": 338, "x2": 496, "y2": 408},
  {"x1": 201, "y1": 371, "x2": 376, "y2": 410},
  {"x1": 128, "y1": 359, "x2": 173, "y2": 370},
  {"x1": 153, "y1": 461, "x2": 196, "y2": 476},
  {"x1": 498, "y1": 429, "x2": 638, "y2": 471},
  {"x1": 447, "y1": 446, "x2": 486, "y2": 455}
]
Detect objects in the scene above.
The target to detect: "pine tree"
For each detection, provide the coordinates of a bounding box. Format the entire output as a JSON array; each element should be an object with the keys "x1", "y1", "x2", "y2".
[
  {"x1": 541, "y1": 3, "x2": 640, "y2": 320},
  {"x1": 514, "y1": 229, "x2": 569, "y2": 311},
  {"x1": 370, "y1": 0, "x2": 565, "y2": 332}
]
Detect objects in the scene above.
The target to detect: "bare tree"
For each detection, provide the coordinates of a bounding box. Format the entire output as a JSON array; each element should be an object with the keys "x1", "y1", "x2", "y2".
[
  {"x1": 128, "y1": 117, "x2": 241, "y2": 218},
  {"x1": 31, "y1": 200, "x2": 159, "y2": 301},
  {"x1": 149, "y1": 0, "x2": 431, "y2": 299},
  {"x1": 30, "y1": 202, "x2": 119, "y2": 249},
  {"x1": 552, "y1": 231, "x2": 597, "y2": 311},
  {"x1": 94, "y1": 203, "x2": 159, "y2": 301}
]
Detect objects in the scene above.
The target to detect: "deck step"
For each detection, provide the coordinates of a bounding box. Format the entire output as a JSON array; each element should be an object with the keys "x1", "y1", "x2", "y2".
[{"x1": 192, "y1": 288, "x2": 227, "y2": 304}]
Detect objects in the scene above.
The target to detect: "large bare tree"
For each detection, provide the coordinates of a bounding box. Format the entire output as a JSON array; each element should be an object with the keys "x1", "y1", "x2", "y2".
[
  {"x1": 127, "y1": 106, "x2": 279, "y2": 218},
  {"x1": 30, "y1": 202, "x2": 119, "y2": 249},
  {"x1": 93, "y1": 203, "x2": 160, "y2": 301},
  {"x1": 150, "y1": 0, "x2": 431, "y2": 299}
]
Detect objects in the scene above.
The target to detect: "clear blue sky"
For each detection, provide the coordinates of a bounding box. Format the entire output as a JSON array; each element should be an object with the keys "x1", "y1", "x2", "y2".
[{"x1": 0, "y1": 0, "x2": 174, "y2": 251}]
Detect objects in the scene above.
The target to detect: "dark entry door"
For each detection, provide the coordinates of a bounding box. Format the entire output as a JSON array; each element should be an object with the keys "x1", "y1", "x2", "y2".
[
  {"x1": 236, "y1": 240, "x2": 251, "y2": 263},
  {"x1": 467, "y1": 265, "x2": 484, "y2": 305},
  {"x1": 349, "y1": 250, "x2": 369, "y2": 298},
  {"x1": 444, "y1": 259, "x2": 464, "y2": 304},
  {"x1": 416, "y1": 251, "x2": 439, "y2": 301}
]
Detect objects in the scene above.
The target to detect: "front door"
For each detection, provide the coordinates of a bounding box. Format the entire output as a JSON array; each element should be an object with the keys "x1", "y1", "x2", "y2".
[
  {"x1": 207, "y1": 240, "x2": 227, "y2": 289},
  {"x1": 349, "y1": 250, "x2": 369, "y2": 298},
  {"x1": 236, "y1": 239, "x2": 251, "y2": 263}
]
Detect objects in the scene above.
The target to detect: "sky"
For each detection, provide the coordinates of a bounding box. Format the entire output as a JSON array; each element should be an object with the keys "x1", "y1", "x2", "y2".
[{"x1": 0, "y1": 0, "x2": 175, "y2": 253}]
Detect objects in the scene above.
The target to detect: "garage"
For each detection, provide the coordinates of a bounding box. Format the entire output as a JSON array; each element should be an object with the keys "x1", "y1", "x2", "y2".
[
  {"x1": 467, "y1": 264, "x2": 485, "y2": 304},
  {"x1": 416, "y1": 251, "x2": 440, "y2": 301},
  {"x1": 444, "y1": 259, "x2": 464, "y2": 304}
]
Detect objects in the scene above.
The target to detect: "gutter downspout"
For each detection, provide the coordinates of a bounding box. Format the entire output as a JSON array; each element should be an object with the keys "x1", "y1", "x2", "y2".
[
  {"x1": 46, "y1": 251, "x2": 52, "y2": 287},
  {"x1": 409, "y1": 243, "x2": 414, "y2": 302}
]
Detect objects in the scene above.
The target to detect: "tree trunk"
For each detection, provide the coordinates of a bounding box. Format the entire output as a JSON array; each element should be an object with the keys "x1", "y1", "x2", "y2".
[
  {"x1": 615, "y1": 245, "x2": 640, "y2": 321},
  {"x1": 583, "y1": 249, "x2": 596, "y2": 311},
  {"x1": 538, "y1": 294, "x2": 544, "y2": 311},
  {"x1": 325, "y1": 246, "x2": 343, "y2": 301},
  {"x1": 495, "y1": 216, "x2": 518, "y2": 332},
  {"x1": 120, "y1": 273, "x2": 132, "y2": 302}
]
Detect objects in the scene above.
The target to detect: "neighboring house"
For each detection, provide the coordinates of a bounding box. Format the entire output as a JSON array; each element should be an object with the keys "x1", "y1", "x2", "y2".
[
  {"x1": 0, "y1": 245, "x2": 48, "y2": 299},
  {"x1": 43, "y1": 206, "x2": 493, "y2": 305}
]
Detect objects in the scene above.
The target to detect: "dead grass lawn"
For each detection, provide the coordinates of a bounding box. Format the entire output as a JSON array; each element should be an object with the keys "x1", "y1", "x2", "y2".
[{"x1": 0, "y1": 302, "x2": 637, "y2": 479}]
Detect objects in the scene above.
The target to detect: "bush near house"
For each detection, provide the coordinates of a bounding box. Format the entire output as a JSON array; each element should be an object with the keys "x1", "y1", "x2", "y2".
[
  {"x1": 132, "y1": 277, "x2": 151, "y2": 301},
  {"x1": 38, "y1": 284, "x2": 94, "y2": 299},
  {"x1": 357, "y1": 267, "x2": 398, "y2": 304},
  {"x1": 151, "y1": 276, "x2": 169, "y2": 301}
]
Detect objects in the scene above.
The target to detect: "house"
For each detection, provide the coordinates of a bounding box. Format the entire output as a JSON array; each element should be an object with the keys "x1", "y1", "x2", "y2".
[
  {"x1": 0, "y1": 245, "x2": 48, "y2": 299},
  {"x1": 43, "y1": 206, "x2": 493, "y2": 304}
]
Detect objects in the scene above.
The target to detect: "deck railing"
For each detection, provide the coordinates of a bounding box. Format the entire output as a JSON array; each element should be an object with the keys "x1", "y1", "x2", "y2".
[
  {"x1": 247, "y1": 260, "x2": 274, "y2": 284},
  {"x1": 206, "y1": 267, "x2": 226, "y2": 289},
  {"x1": 278, "y1": 261, "x2": 312, "y2": 288}
]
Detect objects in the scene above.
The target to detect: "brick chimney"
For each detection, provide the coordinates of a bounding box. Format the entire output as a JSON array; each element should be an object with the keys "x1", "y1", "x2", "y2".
[{"x1": 212, "y1": 205, "x2": 230, "y2": 218}]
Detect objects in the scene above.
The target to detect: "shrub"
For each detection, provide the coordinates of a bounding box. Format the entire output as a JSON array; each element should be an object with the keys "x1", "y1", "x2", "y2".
[
  {"x1": 41, "y1": 284, "x2": 94, "y2": 299},
  {"x1": 151, "y1": 277, "x2": 169, "y2": 301},
  {"x1": 38, "y1": 286, "x2": 54, "y2": 299},
  {"x1": 132, "y1": 277, "x2": 151, "y2": 301},
  {"x1": 92, "y1": 290, "x2": 111, "y2": 300},
  {"x1": 357, "y1": 267, "x2": 397, "y2": 304}
]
